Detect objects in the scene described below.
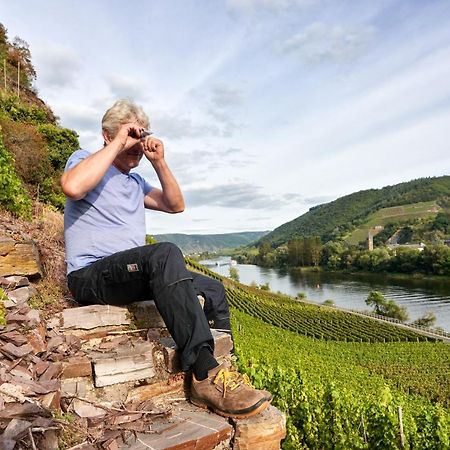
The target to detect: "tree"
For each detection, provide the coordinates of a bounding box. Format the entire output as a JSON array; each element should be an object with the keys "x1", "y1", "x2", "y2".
[
  {"x1": 257, "y1": 240, "x2": 272, "y2": 266},
  {"x1": 309, "y1": 236, "x2": 322, "y2": 266},
  {"x1": 366, "y1": 291, "x2": 409, "y2": 322},
  {"x1": 422, "y1": 245, "x2": 450, "y2": 275},
  {"x1": 229, "y1": 266, "x2": 240, "y2": 282},
  {"x1": 412, "y1": 311, "x2": 436, "y2": 328},
  {"x1": 8, "y1": 37, "x2": 36, "y2": 88}
]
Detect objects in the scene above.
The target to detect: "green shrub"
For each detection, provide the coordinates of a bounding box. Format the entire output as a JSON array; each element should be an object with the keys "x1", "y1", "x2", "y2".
[
  {"x1": 229, "y1": 266, "x2": 240, "y2": 282},
  {"x1": 0, "y1": 130, "x2": 32, "y2": 218},
  {"x1": 0, "y1": 116, "x2": 50, "y2": 185},
  {"x1": 0, "y1": 94, "x2": 50, "y2": 124},
  {"x1": 38, "y1": 124, "x2": 79, "y2": 171}
]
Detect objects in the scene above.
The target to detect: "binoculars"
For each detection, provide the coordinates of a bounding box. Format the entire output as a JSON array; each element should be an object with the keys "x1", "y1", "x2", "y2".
[{"x1": 129, "y1": 128, "x2": 152, "y2": 139}]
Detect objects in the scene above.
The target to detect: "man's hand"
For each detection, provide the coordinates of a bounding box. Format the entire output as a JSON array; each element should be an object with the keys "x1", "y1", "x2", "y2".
[
  {"x1": 109, "y1": 122, "x2": 143, "y2": 151},
  {"x1": 142, "y1": 136, "x2": 165, "y2": 163}
]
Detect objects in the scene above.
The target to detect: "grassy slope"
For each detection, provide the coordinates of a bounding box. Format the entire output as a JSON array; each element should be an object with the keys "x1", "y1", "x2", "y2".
[{"x1": 344, "y1": 200, "x2": 441, "y2": 245}]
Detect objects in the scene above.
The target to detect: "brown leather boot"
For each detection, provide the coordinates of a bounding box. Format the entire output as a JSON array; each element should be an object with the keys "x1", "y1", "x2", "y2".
[{"x1": 190, "y1": 364, "x2": 272, "y2": 419}]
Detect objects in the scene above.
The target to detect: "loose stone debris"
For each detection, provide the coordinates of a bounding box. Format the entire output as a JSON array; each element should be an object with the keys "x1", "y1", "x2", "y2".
[{"x1": 0, "y1": 275, "x2": 286, "y2": 450}]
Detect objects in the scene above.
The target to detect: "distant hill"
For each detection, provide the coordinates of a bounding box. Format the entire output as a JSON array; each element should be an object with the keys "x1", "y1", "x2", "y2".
[
  {"x1": 153, "y1": 231, "x2": 269, "y2": 254},
  {"x1": 260, "y1": 176, "x2": 450, "y2": 246}
]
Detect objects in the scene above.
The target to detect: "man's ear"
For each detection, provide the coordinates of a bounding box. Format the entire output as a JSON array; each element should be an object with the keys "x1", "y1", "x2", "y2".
[{"x1": 102, "y1": 128, "x2": 111, "y2": 144}]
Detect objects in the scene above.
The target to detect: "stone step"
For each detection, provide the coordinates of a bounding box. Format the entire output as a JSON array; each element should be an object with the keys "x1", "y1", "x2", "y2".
[
  {"x1": 122, "y1": 401, "x2": 233, "y2": 450},
  {"x1": 60, "y1": 305, "x2": 132, "y2": 337},
  {"x1": 55, "y1": 305, "x2": 286, "y2": 449},
  {"x1": 160, "y1": 330, "x2": 233, "y2": 373},
  {"x1": 88, "y1": 340, "x2": 156, "y2": 387},
  {"x1": 231, "y1": 405, "x2": 286, "y2": 450},
  {"x1": 118, "y1": 401, "x2": 285, "y2": 450}
]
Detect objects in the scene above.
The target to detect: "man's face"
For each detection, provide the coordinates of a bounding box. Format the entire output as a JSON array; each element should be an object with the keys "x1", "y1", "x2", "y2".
[{"x1": 113, "y1": 141, "x2": 144, "y2": 173}]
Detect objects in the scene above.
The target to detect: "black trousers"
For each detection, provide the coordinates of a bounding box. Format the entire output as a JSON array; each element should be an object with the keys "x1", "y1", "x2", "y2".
[{"x1": 67, "y1": 242, "x2": 230, "y2": 371}]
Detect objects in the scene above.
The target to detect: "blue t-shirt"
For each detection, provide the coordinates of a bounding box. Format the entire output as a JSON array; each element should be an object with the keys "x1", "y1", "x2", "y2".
[{"x1": 64, "y1": 150, "x2": 153, "y2": 274}]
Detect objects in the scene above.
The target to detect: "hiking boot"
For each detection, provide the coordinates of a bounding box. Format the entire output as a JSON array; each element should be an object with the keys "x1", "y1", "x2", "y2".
[{"x1": 190, "y1": 364, "x2": 272, "y2": 419}]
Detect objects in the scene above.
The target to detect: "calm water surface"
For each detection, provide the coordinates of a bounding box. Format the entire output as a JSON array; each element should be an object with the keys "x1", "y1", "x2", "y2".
[{"x1": 202, "y1": 258, "x2": 450, "y2": 332}]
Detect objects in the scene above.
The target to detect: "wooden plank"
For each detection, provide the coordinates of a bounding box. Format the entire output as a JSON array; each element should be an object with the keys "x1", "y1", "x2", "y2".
[{"x1": 62, "y1": 305, "x2": 131, "y2": 331}]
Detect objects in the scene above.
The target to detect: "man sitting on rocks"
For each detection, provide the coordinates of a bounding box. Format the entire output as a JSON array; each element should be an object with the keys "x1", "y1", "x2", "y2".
[{"x1": 61, "y1": 99, "x2": 271, "y2": 418}]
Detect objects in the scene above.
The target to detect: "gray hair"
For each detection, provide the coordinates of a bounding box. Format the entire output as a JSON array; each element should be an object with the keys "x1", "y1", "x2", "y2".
[{"x1": 101, "y1": 99, "x2": 150, "y2": 137}]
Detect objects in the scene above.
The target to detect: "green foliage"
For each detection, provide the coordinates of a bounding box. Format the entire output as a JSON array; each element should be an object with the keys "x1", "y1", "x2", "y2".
[
  {"x1": 320, "y1": 243, "x2": 450, "y2": 276},
  {"x1": 233, "y1": 310, "x2": 450, "y2": 449},
  {"x1": 37, "y1": 124, "x2": 79, "y2": 171},
  {"x1": 287, "y1": 236, "x2": 322, "y2": 267},
  {"x1": 0, "y1": 130, "x2": 32, "y2": 218},
  {"x1": 422, "y1": 245, "x2": 450, "y2": 276},
  {"x1": 0, "y1": 288, "x2": 7, "y2": 326},
  {"x1": 226, "y1": 283, "x2": 426, "y2": 343},
  {"x1": 229, "y1": 266, "x2": 240, "y2": 282},
  {"x1": 0, "y1": 96, "x2": 79, "y2": 211},
  {"x1": 145, "y1": 234, "x2": 157, "y2": 244},
  {"x1": 431, "y1": 211, "x2": 450, "y2": 232},
  {"x1": 0, "y1": 94, "x2": 50, "y2": 124},
  {"x1": 323, "y1": 299, "x2": 335, "y2": 306},
  {"x1": 260, "y1": 177, "x2": 450, "y2": 247},
  {"x1": 187, "y1": 259, "x2": 449, "y2": 446},
  {"x1": 366, "y1": 291, "x2": 409, "y2": 322},
  {"x1": 412, "y1": 311, "x2": 437, "y2": 328},
  {"x1": 0, "y1": 24, "x2": 36, "y2": 91}
]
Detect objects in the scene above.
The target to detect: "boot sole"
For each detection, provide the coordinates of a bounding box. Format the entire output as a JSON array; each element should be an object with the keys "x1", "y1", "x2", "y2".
[{"x1": 190, "y1": 397, "x2": 271, "y2": 419}]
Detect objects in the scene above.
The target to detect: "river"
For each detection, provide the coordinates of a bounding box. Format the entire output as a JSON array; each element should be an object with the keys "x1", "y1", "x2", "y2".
[{"x1": 200, "y1": 258, "x2": 450, "y2": 332}]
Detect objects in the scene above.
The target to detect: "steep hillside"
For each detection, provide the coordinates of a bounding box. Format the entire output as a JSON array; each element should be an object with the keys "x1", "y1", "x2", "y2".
[
  {"x1": 261, "y1": 176, "x2": 450, "y2": 246},
  {"x1": 153, "y1": 231, "x2": 269, "y2": 254},
  {"x1": 0, "y1": 23, "x2": 79, "y2": 218},
  {"x1": 345, "y1": 200, "x2": 441, "y2": 245}
]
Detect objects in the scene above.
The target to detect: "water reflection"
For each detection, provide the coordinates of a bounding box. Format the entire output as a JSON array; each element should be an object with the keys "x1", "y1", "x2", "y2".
[{"x1": 206, "y1": 259, "x2": 450, "y2": 332}]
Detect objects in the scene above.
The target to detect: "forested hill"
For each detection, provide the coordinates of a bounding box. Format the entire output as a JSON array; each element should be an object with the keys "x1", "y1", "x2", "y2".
[
  {"x1": 261, "y1": 176, "x2": 450, "y2": 246},
  {"x1": 153, "y1": 231, "x2": 269, "y2": 254}
]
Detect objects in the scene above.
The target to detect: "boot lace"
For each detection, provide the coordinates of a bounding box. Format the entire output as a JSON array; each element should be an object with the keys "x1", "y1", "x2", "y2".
[{"x1": 213, "y1": 368, "x2": 253, "y2": 398}]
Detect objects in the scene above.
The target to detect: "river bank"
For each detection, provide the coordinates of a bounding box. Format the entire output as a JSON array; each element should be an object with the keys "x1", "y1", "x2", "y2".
[
  {"x1": 207, "y1": 259, "x2": 450, "y2": 332},
  {"x1": 288, "y1": 265, "x2": 450, "y2": 283}
]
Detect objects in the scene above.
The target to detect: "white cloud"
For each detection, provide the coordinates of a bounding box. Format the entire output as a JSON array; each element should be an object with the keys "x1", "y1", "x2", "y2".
[
  {"x1": 228, "y1": 0, "x2": 315, "y2": 11},
  {"x1": 34, "y1": 43, "x2": 80, "y2": 88},
  {"x1": 280, "y1": 22, "x2": 376, "y2": 62},
  {"x1": 184, "y1": 183, "x2": 299, "y2": 209},
  {"x1": 153, "y1": 112, "x2": 221, "y2": 140},
  {"x1": 210, "y1": 83, "x2": 244, "y2": 108},
  {"x1": 104, "y1": 74, "x2": 144, "y2": 100}
]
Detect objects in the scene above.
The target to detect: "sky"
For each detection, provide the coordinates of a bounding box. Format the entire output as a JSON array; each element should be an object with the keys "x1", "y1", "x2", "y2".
[{"x1": 1, "y1": 0, "x2": 450, "y2": 235}]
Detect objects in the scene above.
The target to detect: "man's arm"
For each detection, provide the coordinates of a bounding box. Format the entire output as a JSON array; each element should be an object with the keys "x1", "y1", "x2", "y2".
[
  {"x1": 142, "y1": 137, "x2": 185, "y2": 213},
  {"x1": 60, "y1": 122, "x2": 142, "y2": 200}
]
